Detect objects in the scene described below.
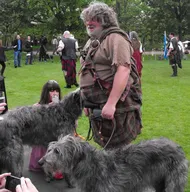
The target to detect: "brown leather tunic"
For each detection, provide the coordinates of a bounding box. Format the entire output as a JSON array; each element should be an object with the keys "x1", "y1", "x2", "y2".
[{"x1": 80, "y1": 33, "x2": 133, "y2": 88}]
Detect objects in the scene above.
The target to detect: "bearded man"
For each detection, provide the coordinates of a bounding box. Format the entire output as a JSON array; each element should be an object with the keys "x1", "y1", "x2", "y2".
[{"x1": 79, "y1": 2, "x2": 142, "y2": 149}]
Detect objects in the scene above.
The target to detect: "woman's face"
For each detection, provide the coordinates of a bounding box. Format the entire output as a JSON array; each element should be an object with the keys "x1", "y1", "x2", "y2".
[{"x1": 49, "y1": 90, "x2": 59, "y2": 102}]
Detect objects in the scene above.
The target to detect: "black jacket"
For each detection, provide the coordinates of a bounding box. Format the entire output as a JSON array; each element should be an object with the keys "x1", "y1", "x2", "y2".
[
  {"x1": 12, "y1": 39, "x2": 23, "y2": 52},
  {"x1": 25, "y1": 41, "x2": 33, "y2": 52}
]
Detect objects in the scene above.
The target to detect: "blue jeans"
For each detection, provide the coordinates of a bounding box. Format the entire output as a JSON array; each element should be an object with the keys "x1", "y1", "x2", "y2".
[
  {"x1": 14, "y1": 51, "x2": 21, "y2": 67},
  {"x1": 25, "y1": 52, "x2": 33, "y2": 64}
]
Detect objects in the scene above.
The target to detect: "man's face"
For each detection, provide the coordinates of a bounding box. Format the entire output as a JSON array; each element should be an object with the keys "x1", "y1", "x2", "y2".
[
  {"x1": 169, "y1": 34, "x2": 173, "y2": 39},
  {"x1": 85, "y1": 20, "x2": 103, "y2": 38},
  {"x1": 17, "y1": 35, "x2": 20, "y2": 39}
]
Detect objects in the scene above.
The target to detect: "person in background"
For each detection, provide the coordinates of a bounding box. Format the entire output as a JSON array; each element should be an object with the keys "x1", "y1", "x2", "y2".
[
  {"x1": 167, "y1": 32, "x2": 180, "y2": 77},
  {"x1": 28, "y1": 80, "x2": 63, "y2": 179},
  {"x1": 52, "y1": 36, "x2": 58, "y2": 55},
  {"x1": 39, "y1": 35, "x2": 47, "y2": 62},
  {"x1": 79, "y1": 2, "x2": 142, "y2": 149},
  {"x1": 57, "y1": 31, "x2": 79, "y2": 88},
  {"x1": 12, "y1": 34, "x2": 22, "y2": 68},
  {"x1": 0, "y1": 40, "x2": 13, "y2": 77},
  {"x1": 129, "y1": 31, "x2": 143, "y2": 78},
  {"x1": 176, "y1": 35, "x2": 184, "y2": 68},
  {"x1": 25, "y1": 35, "x2": 33, "y2": 65}
]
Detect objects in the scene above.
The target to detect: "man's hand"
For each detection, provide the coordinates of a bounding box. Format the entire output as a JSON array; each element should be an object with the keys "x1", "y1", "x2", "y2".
[{"x1": 101, "y1": 103, "x2": 115, "y2": 120}]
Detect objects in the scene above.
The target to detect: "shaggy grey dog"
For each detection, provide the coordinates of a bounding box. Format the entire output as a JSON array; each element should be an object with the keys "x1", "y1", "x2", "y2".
[
  {"x1": 0, "y1": 89, "x2": 82, "y2": 178},
  {"x1": 39, "y1": 135, "x2": 188, "y2": 192}
]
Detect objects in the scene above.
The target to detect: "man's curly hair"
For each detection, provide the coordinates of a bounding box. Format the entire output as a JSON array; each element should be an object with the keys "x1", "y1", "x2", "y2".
[{"x1": 80, "y1": 2, "x2": 119, "y2": 28}]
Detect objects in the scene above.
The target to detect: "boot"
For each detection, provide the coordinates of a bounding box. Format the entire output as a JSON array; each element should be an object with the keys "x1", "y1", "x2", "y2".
[
  {"x1": 171, "y1": 66, "x2": 175, "y2": 77},
  {"x1": 171, "y1": 65, "x2": 177, "y2": 77},
  {"x1": 64, "y1": 85, "x2": 71, "y2": 88},
  {"x1": 63, "y1": 74, "x2": 71, "y2": 88},
  {"x1": 174, "y1": 65, "x2": 178, "y2": 76}
]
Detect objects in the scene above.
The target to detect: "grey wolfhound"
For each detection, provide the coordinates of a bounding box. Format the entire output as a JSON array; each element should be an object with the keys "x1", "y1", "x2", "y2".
[
  {"x1": 39, "y1": 135, "x2": 188, "y2": 192},
  {"x1": 0, "y1": 89, "x2": 83, "y2": 179}
]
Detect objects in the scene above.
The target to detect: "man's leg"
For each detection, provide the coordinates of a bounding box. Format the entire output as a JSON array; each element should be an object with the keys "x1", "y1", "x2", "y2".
[
  {"x1": 0, "y1": 61, "x2": 6, "y2": 76},
  {"x1": 18, "y1": 51, "x2": 21, "y2": 67},
  {"x1": 174, "y1": 64, "x2": 178, "y2": 76},
  {"x1": 171, "y1": 64, "x2": 177, "y2": 77},
  {"x1": 63, "y1": 70, "x2": 71, "y2": 88},
  {"x1": 29, "y1": 52, "x2": 33, "y2": 64},
  {"x1": 25, "y1": 54, "x2": 28, "y2": 65},
  {"x1": 14, "y1": 51, "x2": 18, "y2": 68}
]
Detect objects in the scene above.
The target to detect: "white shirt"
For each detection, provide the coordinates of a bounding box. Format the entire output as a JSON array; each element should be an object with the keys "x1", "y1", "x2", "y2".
[
  {"x1": 52, "y1": 38, "x2": 58, "y2": 45},
  {"x1": 139, "y1": 42, "x2": 143, "y2": 53},
  {"x1": 169, "y1": 37, "x2": 175, "y2": 49},
  {"x1": 57, "y1": 38, "x2": 78, "y2": 52},
  {"x1": 178, "y1": 41, "x2": 185, "y2": 53}
]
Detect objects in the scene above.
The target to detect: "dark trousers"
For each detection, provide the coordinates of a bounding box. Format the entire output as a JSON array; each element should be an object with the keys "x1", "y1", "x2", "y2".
[{"x1": 0, "y1": 61, "x2": 6, "y2": 76}]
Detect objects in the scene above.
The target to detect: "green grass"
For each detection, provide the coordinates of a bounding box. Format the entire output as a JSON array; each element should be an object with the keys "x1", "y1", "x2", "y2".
[{"x1": 3, "y1": 52, "x2": 190, "y2": 191}]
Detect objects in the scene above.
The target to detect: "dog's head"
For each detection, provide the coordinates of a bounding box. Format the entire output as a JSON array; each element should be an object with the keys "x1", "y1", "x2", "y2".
[
  {"x1": 38, "y1": 135, "x2": 90, "y2": 174},
  {"x1": 60, "y1": 88, "x2": 83, "y2": 119}
]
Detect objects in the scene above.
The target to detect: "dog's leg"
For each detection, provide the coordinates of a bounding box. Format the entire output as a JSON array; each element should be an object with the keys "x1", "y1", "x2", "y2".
[
  {"x1": 64, "y1": 173, "x2": 75, "y2": 188},
  {"x1": 164, "y1": 161, "x2": 188, "y2": 192},
  {"x1": 154, "y1": 179, "x2": 165, "y2": 192}
]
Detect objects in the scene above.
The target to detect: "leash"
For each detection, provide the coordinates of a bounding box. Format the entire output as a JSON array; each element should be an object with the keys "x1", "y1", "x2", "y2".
[{"x1": 102, "y1": 118, "x2": 116, "y2": 150}]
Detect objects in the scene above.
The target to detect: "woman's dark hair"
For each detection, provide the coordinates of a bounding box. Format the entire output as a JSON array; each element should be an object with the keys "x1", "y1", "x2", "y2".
[{"x1": 39, "y1": 80, "x2": 61, "y2": 104}]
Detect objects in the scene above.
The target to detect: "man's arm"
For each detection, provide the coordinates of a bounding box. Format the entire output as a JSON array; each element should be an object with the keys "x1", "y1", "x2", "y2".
[
  {"x1": 101, "y1": 65, "x2": 130, "y2": 119},
  {"x1": 106, "y1": 65, "x2": 130, "y2": 106},
  {"x1": 167, "y1": 42, "x2": 173, "y2": 56},
  {"x1": 57, "y1": 40, "x2": 64, "y2": 52}
]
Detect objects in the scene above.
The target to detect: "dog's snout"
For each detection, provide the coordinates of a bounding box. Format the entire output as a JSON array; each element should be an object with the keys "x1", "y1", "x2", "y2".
[{"x1": 38, "y1": 157, "x2": 45, "y2": 166}]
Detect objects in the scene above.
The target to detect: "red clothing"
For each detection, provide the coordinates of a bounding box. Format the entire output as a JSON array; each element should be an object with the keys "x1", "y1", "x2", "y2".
[
  {"x1": 29, "y1": 146, "x2": 47, "y2": 172},
  {"x1": 133, "y1": 50, "x2": 142, "y2": 77},
  {"x1": 61, "y1": 59, "x2": 77, "y2": 85}
]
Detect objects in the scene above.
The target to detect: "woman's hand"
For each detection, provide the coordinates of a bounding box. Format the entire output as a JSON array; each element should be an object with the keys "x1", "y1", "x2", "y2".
[
  {"x1": 0, "y1": 173, "x2": 11, "y2": 189},
  {"x1": 16, "y1": 177, "x2": 38, "y2": 192},
  {"x1": 0, "y1": 103, "x2": 6, "y2": 113}
]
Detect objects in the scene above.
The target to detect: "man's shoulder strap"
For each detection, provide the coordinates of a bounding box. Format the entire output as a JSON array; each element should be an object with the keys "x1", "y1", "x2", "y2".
[{"x1": 99, "y1": 27, "x2": 131, "y2": 45}]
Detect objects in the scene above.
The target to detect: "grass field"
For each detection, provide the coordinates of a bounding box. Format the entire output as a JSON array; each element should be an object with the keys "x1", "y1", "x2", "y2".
[{"x1": 3, "y1": 52, "x2": 190, "y2": 191}]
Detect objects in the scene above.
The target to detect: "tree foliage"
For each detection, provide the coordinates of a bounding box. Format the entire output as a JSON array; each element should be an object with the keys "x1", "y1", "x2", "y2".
[{"x1": 0, "y1": 0, "x2": 189, "y2": 49}]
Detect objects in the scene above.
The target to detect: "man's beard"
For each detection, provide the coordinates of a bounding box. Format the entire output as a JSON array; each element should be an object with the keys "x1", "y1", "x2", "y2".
[{"x1": 86, "y1": 27, "x2": 103, "y2": 39}]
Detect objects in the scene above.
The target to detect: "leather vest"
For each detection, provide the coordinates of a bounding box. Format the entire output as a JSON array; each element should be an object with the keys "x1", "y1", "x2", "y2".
[{"x1": 62, "y1": 38, "x2": 77, "y2": 60}]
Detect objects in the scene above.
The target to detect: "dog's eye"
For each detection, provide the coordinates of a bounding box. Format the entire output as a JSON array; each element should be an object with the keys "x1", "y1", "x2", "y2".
[
  {"x1": 54, "y1": 148, "x2": 60, "y2": 154},
  {"x1": 47, "y1": 149, "x2": 52, "y2": 153}
]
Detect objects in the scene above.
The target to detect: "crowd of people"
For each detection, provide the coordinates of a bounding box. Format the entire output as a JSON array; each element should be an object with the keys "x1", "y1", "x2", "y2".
[{"x1": 0, "y1": 1, "x2": 188, "y2": 192}]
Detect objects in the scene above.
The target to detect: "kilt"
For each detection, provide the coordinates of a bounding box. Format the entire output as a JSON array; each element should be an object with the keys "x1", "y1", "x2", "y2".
[
  {"x1": 90, "y1": 109, "x2": 142, "y2": 149},
  {"x1": 169, "y1": 51, "x2": 178, "y2": 65},
  {"x1": 61, "y1": 59, "x2": 77, "y2": 85}
]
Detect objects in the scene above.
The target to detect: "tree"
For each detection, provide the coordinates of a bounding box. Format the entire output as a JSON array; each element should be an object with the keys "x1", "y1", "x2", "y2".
[{"x1": 142, "y1": 0, "x2": 190, "y2": 40}]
